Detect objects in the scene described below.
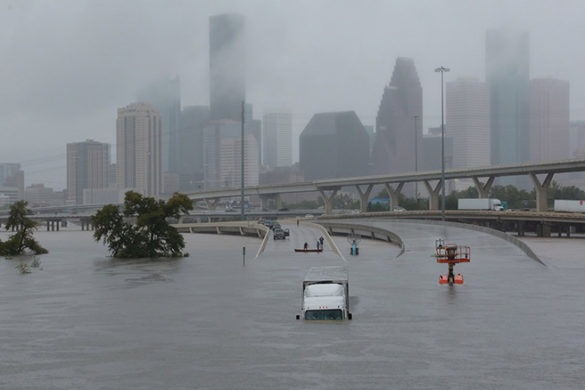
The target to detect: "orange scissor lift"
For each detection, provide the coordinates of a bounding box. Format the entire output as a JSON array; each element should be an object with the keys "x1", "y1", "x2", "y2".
[{"x1": 435, "y1": 239, "x2": 470, "y2": 285}]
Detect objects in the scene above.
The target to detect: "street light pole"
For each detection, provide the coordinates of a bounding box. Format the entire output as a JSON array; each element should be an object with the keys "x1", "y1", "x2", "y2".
[
  {"x1": 241, "y1": 100, "x2": 245, "y2": 221},
  {"x1": 434, "y1": 66, "x2": 450, "y2": 221},
  {"x1": 414, "y1": 115, "x2": 419, "y2": 202}
]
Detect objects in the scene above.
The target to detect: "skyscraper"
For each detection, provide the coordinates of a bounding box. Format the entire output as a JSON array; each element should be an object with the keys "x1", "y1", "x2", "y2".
[
  {"x1": 66, "y1": 140, "x2": 110, "y2": 205},
  {"x1": 263, "y1": 110, "x2": 292, "y2": 168},
  {"x1": 529, "y1": 78, "x2": 570, "y2": 162},
  {"x1": 486, "y1": 30, "x2": 530, "y2": 168},
  {"x1": 137, "y1": 77, "x2": 181, "y2": 174},
  {"x1": 300, "y1": 111, "x2": 369, "y2": 180},
  {"x1": 178, "y1": 105, "x2": 210, "y2": 191},
  {"x1": 209, "y1": 13, "x2": 245, "y2": 122},
  {"x1": 570, "y1": 121, "x2": 585, "y2": 158},
  {"x1": 446, "y1": 78, "x2": 491, "y2": 169},
  {"x1": 202, "y1": 120, "x2": 259, "y2": 189},
  {"x1": 372, "y1": 57, "x2": 423, "y2": 177},
  {"x1": 0, "y1": 163, "x2": 24, "y2": 203},
  {"x1": 116, "y1": 103, "x2": 162, "y2": 197}
]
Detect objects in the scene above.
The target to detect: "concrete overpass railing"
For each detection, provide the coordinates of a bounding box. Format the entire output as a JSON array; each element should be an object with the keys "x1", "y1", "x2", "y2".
[
  {"x1": 315, "y1": 220, "x2": 405, "y2": 257},
  {"x1": 172, "y1": 221, "x2": 270, "y2": 258}
]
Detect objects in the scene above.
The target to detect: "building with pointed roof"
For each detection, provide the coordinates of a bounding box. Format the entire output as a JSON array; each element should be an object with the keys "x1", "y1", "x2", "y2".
[
  {"x1": 372, "y1": 57, "x2": 422, "y2": 178},
  {"x1": 299, "y1": 111, "x2": 369, "y2": 181}
]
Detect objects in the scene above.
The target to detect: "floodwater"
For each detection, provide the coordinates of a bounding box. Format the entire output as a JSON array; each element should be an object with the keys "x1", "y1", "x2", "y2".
[{"x1": 0, "y1": 219, "x2": 584, "y2": 389}]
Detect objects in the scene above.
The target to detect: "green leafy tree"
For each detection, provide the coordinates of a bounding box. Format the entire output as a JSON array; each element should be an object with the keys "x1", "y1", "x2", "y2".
[
  {"x1": 282, "y1": 198, "x2": 323, "y2": 210},
  {"x1": 445, "y1": 186, "x2": 479, "y2": 209},
  {"x1": 0, "y1": 200, "x2": 48, "y2": 256},
  {"x1": 92, "y1": 191, "x2": 193, "y2": 258},
  {"x1": 547, "y1": 181, "x2": 585, "y2": 205},
  {"x1": 332, "y1": 193, "x2": 360, "y2": 210},
  {"x1": 489, "y1": 185, "x2": 535, "y2": 209}
]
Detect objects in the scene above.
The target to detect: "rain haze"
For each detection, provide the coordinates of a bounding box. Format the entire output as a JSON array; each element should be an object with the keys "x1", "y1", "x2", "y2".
[{"x1": 1, "y1": 0, "x2": 585, "y2": 188}]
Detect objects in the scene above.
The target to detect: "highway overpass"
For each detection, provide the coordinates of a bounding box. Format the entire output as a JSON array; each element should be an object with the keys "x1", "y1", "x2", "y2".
[{"x1": 185, "y1": 158, "x2": 585, "y2": 214}]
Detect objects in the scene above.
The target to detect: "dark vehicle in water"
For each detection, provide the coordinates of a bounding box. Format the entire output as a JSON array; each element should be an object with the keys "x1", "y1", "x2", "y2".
[{"x1": 273, "y1": 228, "x2": 287, "y2": 240}]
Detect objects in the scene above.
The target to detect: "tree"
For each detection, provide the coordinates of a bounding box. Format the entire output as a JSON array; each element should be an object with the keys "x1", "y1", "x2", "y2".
[
  {"x1": 489, "y1": 185, "x2": 535, "y2": 209},
  {"x1": 93, "y1": 191, "x2": 193, "y2": 258},
  {"x1": 547, "y1": 181, "x2": 585, "y2": 205},
  {"x1": 332, "y1": 193, "x2": 360, "y2": 210},
  {"x1": 0, "y1": 201, "x2": 48, "y2": 256}
]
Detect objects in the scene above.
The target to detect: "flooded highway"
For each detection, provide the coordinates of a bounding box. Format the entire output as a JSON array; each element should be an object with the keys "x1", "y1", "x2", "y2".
[{"x1": 0, "y1": 219, "x2": 584, "y2": 389}]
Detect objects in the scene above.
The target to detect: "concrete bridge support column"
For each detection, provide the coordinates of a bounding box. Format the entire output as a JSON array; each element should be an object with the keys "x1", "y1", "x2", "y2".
[
  {"x1": 56, "y1": 220, "x2": 60, "y2": 232},
  {"x1": 530, "y1": 172, "x2": 554, "y2": 212},
  {"x1": 384, "y1": 183, "x2": 404, "y2": 211},
  {"x1": 204, "y1": 198, "x2": 220, "y2": 211},
  {"x1": 319, "y1": 188, "x2": 339, "y2": 215},
  {"x1": 423, "y1": 180, "x2": 442, "y2": 210},
  {"x1": 274, "y1": 194, "x2": 282, "y2": 210},
  {"x1": 355, "y1": 184, "x2": 373, "y2": 212},
  {"x1": 81, "y1": 217, "x2": 93, "y2": 231},
  {"x1": 538, "y1": 221, "x2": 551, "y2": 238},
  {"x1": 259, "y1": 194, "x2": 282, "y2": 210},
  {"x1": 472, "y1": 176, "x2": 495, "y2": 198},
  {"x1": 517, "y1": 221, "x2": 525, "y2": 237}
]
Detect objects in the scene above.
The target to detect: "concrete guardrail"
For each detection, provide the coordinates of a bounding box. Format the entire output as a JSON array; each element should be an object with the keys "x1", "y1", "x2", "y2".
[
  {"x1": 172, "y1": 221, "x2": 270, "y2": 258},
  {"x1": 315, "y1": 221, "x2": 405, "y2": 257}
]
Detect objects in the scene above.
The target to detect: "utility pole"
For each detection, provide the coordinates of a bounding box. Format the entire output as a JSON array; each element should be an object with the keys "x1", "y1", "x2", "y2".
[{"x1": 241, "y1": 100, "x2": 245, "y2": 221}]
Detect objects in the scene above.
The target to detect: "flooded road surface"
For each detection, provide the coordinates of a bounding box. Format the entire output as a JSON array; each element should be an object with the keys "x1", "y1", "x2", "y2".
[{"x1": 1, "y1": 219, "x2": 584, "y2": 389}]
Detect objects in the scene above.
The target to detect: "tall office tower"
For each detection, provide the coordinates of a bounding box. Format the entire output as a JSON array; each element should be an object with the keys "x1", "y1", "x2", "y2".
[
  {"x1": 300, "y1": 111, "x2": 369, "y2": 180},
  {"x1": 263, "y1": 110, "x2": 292, "y2": 168},
  {"x1": 446, "y1": 78, "x2": 491, "y2": 169},
  {"x1": 209, "y1": 13, "x2": 245, "y2": 121},
  {"x1": 178, "y1": 106, "x2": 210, "y2": 191},
  {"x1": 570, "y1": 121, "x2": 585, "y2": 158},
  {"x1": 0, "y1": 163, "x2": 24, "y2": 201},
  {"x1": 486, "y1": 30, "x2": 530, "y2": 169},
  {"x1": 116, "y1": 103, "x2": 162, "y2": 198},
  {"x1": 202, "y1": 120, "x2": 259, "y2": 189},
  {"x1": 137, "y1": 76, "x2": 181, "y2": 174},
  {"x1": 66, "y1": 140, "x2": 110, "y2": 205},
  {"x1": 529, "y1": 78, "x2": 570, "y2": 162},
  {"x1": 372, "y1": 58, "x2": 422, "y2": 174},
  {"x1": 363, "y1": 125, "x2": 375, "y2": 156}
]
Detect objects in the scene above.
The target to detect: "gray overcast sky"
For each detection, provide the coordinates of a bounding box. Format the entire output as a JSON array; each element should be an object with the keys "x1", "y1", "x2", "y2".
[{"x1": 2, "y1": 0, "x2": 585, "y2": 189}]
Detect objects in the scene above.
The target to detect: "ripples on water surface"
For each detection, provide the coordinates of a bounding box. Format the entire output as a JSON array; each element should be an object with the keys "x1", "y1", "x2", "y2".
[{"x1": 0, "y1": 221, "x2": 584, "y2": 389}]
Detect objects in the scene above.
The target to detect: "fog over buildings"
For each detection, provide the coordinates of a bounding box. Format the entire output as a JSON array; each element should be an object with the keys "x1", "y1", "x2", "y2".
[{"x1": 1, "y1": 0, "x2": 585, "y2": 191}]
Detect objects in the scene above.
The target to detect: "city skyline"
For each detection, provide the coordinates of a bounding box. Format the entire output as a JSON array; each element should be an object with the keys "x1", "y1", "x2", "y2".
[{"x1": 2, "y1": 1, "x2": 585, "y2": 189}]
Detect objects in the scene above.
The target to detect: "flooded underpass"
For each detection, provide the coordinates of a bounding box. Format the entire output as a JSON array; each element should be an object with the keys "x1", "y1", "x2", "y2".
[{"x1": 1, "y1": 219, "x2": 584, "y2": 389}]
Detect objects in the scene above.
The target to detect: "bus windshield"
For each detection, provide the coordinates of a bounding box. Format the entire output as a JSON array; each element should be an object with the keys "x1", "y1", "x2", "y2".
[{"x1": 304, "y1": 309, "x2": 343, "y2": 320}]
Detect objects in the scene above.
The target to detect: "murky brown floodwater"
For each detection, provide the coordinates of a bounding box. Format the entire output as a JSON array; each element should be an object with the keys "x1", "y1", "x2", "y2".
[{"x1": 1, "y1": 219, "x2": 583, "y2": 389}]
